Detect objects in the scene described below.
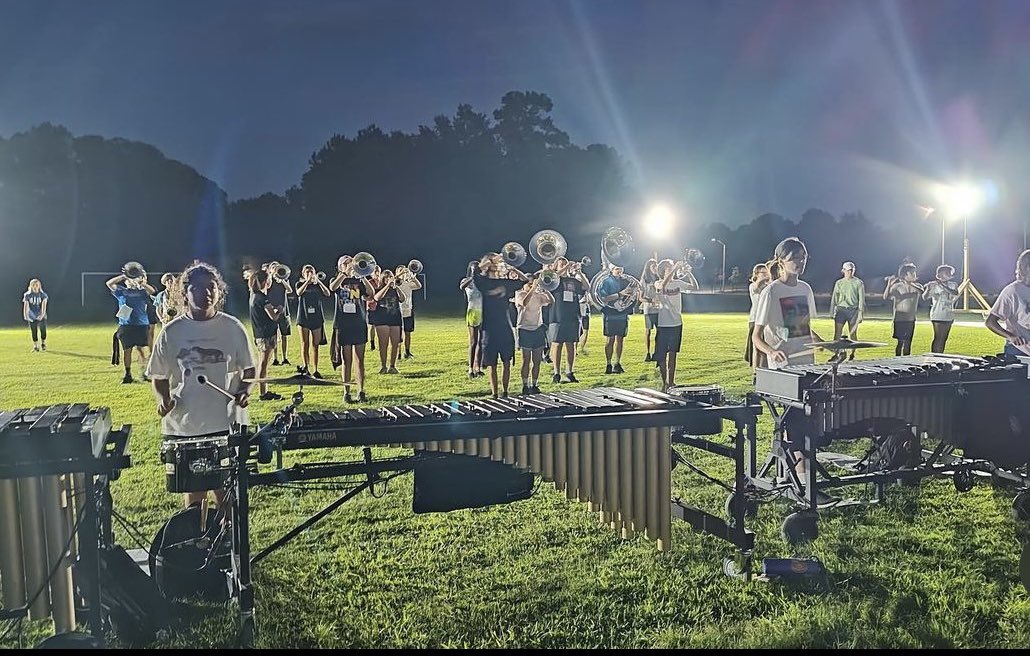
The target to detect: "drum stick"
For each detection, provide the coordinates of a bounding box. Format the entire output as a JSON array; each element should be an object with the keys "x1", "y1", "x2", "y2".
[{"x1": 197, "y1": 375, "x2": 236, "y2": 401}]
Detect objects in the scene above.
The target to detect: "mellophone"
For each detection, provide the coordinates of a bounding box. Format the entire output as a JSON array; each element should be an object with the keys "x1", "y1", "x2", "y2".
[
  {"x1": 0, "y1": 405, "x2": 132, "y2": 644},
  {"x1": 158, "y1": 385, "x2": 760, "y2": 644}
]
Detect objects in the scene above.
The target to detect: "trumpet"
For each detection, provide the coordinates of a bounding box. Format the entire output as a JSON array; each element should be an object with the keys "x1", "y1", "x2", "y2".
[
  {"x1": 317, "y1": 271, "x2": 327, "y2": 282},
  {"x1": 407, "y1": 259, "x2": 424, "y2": 275},
  {"x1": 674, "y1": 248, "x2": 706, "y2": 276},
  {"x1": 271, "y1": 263, "x2": 291, "y2": 283},
  {"x1": 537, "y1": 268, "x2": 561, "y2": 292},
  {"x1": 352, "y1": 252, "x2": 377, "y2": 278}
]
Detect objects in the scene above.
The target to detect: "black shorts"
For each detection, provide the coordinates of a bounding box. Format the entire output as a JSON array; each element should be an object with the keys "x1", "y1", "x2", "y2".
[
  {"x1": 550, "y1": 321, "x2": 580, "y2": 344},
  {"x1": 893, "y1": 320, "x2": 916, "y2": 341},
  {"x1": 277, "y1": 314, "x2": 292, "y2": 336},
  {"x1": 117, "y1": 324, "x2": 149, "y2": 349},
  {"x1": 335, "y1": 321, "x2": 368, "y2": 346},
  {"x1": 146, "y1": 304, "x2": 159, "y2": 325},
  {"x1": 518, "y1": 326, "x2": 547, "y2": 350},
  {"x1": 603, "y1": 314, "x2": 629, "y2": 338},
  {"x1": 402, "y1": 315, "x2": 415, "y2": 333},
  {"x1": 834, "y1": 307, "x2": 859, "y2": 329},
  {"x1": 481, "y1": 327, "x2": 515, "y2": 366},
  {"x1": 580, "y1": 314, "x2": 590, "y2": 331},
  {"x1": 655, "y1": 324, "x2": 683, "y2": 356}
]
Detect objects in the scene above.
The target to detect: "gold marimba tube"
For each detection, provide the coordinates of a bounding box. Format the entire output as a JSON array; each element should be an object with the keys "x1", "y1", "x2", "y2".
[
  {"x1": 554, "y1": 432, "x2": 568, "y2": 493},
  {"x1": 619, "y1": 428, "x2": 634, "y2": 539},
  {"x1": 528, "y1": 433, "x2": 541, "y2": 472},
  {"x1": 542, "y1": 433, "x2": 554, "y2": 481},
  {"x1": 41, "y1": 474, "x2": 75, "y2": 633},
  {"x1": 593, "y1": 430, "x2": 607, "y2": 519},
  {"x1": 632, "y1": 428, "x2": 646, "y2": 535},
  {"x1": 566, "y1": 431, "x2": 580, "y2": 501},
  {"x1": 605, "y1": 429, "x2": 620, "y2": 531},
  {"x1": 579, "y1": 431, "x2": 593, "y2": 504},
  {"x1": 0, "y1": 478, "x2": 26, "y2": 609},
  {"x1": 516, "y1": 433, "x2": 528, "y2": 469},
  {"x1": 658, "y1": 426, "x2": 672, "y2": 552},
  {"x1": 17, "y1": 476, "x2": 51, "y2": 619},
  {"x1": 503, "y1": 435, "x2": 516, "y2": 466},
  {"x1": 645, "y1": 427, "x2": 659, "y2": 543}
]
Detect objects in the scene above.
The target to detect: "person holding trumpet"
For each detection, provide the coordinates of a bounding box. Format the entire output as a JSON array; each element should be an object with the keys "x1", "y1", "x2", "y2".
[
  {"x1": 330, "y1": 256, "x2": 375, "y2": 403},
  {"x1": 372, "y1": 269, "x2": 407, "y2": 374},
  {"x1": 295, "y1": 264, "x2": 331, "y2": 378},
  {"x1": 248, "y1": 268, "x2": 286, "y2": 400},
  {"x1": 653, "y1": 257, "x2": 699, "y2": 390},
  {"x1": 265, "y1": 262, "x2": 294, "y2": 367},
  {"x1": 395, "y1": 262, "x2": 423, "y2": 359},
  {"x1": 515, "y1": 270, "x2": 555, "y2": 394},
  {"x1": 548, "y1": 256, "x2": 590, "y2": 384},
  {"x1": 474, "y1": 252, "x2": 529, "y2": 398},
  {"x1": 883, "y1": 262, "x2": 923, "y2": 356}
]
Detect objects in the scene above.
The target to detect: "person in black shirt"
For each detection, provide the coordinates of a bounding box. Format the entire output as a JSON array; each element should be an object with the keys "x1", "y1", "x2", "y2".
[
  {"x1": 548, "y1": 257, "x2": 590, "y2": 383},
  {"x1": 367, "y1": 266, "x2": 383, "y2": 351},
  {"x1": 372, "y1": 269, "x2": 407, "y2": 374},
  {"x1": 295, "y1": 264, "x2": 330, "y2": 378},
  {"x1": 330, "y1": 257, "x2": 375, "y2": 403},
  {"x1": 473, "y1": 253, "x2": 528, "y2": 397},
  {"x1": 249, "y1": 269, "x2": 285, "y2": 400},
  {"x1": 266, "y1": 263, "x2": 294, "y2": 366}
]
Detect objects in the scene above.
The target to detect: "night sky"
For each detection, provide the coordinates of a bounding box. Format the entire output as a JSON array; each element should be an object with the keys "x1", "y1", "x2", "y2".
[{"x1": 2, "y1": 0, "x2": 1028, "y2": 228}]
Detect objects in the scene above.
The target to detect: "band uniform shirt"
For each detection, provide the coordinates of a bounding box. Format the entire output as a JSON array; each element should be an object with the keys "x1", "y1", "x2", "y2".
[
  {"x1": 924, "y1": 281, "x2": 959, "y2": 322},
  {"x1": 830, "y1": 277, "x2": 865, "y2": 315},
  {"x1": 990, "y1": 281, "x2": 1030, "y2": 352},
  {"x1": 655, "y1": 279, "x2": 690, "y2": 327},
  {"x1": 298, "y1": 286, "x2": 326, "y2": 324},
  {"x1": 551, "y1": 277, "x2": 585, "y2": 325},
  {"x1": 377, "y1": 287, "x2": 403, "y2": 323},
  {"x1": 249, "y1": 291, "x2": 278, "y2": 339},
  {"x1": 333, "y1": 279, "x2": 368, "y2": 328},
  {"x1": 23, "y1": 291, "x2": 48, "y2": 321},
  {"x1": 514, "y1": 288, "x2": 551, "y2": 330},
  {"x1": 887, "y1": 281, "x2": 921, "y2": 321},
  {"x1": 112, "y1": 285, "x2": 151, "y2": 326},
  {"x1": 754, "y1": 279, "x2": 817, "y2": 370},
  {"x1": 473, "y1": 273, "x2": 522, "y2": 334},
  {"x1": 397, "y1": 280, "x2": 417, "y2": 318},
  {"x1": 146, "y1": 313, "x2": 255, "y2": 437},
  {"x1": 267, "y1": 280, "x2": 290, "y2": 316},
  {"x1": 598, "y1": 275, "x2": 634, "y2": 317}
]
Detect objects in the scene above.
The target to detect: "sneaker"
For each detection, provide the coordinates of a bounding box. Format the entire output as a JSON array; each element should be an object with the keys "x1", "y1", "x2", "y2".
[
  {"x1": 284, "y1": 358, "x2": 292, "y2": 365},
  {"x1": 522, "y1": 384, "x2": 532, "y2": 395},
  {"x1": 345, "y1": 392, "x2": 355, "y2": 404},
  {"x1": 379, "y1": 366, "x2": 388, "y2": 374},
  {"x1": 370, "y1": 341, "x2": 376, "y2": 351},
  {"x1": 565, "y1": 372, "x2": 579, "y2": 383},
  {"x1": 31, "y1": 345, "x2": 40, "y2": 352},
  {"x1": 605, "y1": 364, "x2": 614, "y2": 374},
  {"x1": 260, "y1": 391, "x2": 284, "y2": 401},
  {"x1": 613, "y1": 363, "x2": 625, "y2": 374},
  {"x1": 297, "y1": 365, "x2": 308, "y2": 375},
  {"x1": 312, "y1": 371, "x2": 324, "y2": 379},
  {"x1": 552, "y1": 373, "x2": 561, "y2": 384},
  {"x1": 848, "y1": 351, "x2": 856, "y2": 361},
  {"x1": 358, "y1": 391, "x2": 368, "y2": 403},
  {"x1": 121, "y1": 373, "x2": 134, "y2": 384},
  {"x1": 272, "y1": 359, "x2": 280, "y2": 367},
  {"x1": 475, "y1": 370, "x2": 486, "y2": 378},
  {"x1": 404, "y1": 352, "x2": 414, "y2": 359},
  {"x1": 142, "y1": 373, "x2": 151, "y2": 382},
  {"x1": 543, "y1": 355, "x2": 552, "y2": 364},
  {"x1": 468, "y1": 369, "x2": 476, "y2": 380},
  {"x1": 388, "y1": 366, "x2": 399, "y2": 374},
  {"x1": 530, "y1": 385, "x2": 541, "y2": 394},
  {"x1": 40, "y1": 343, "x2": 46, "y2": 351},
  {"x1": 645, "y1": 353, "x2": 652, "y2": 362}
]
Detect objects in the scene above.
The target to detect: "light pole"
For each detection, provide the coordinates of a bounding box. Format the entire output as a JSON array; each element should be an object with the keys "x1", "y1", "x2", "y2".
[
  {"x1": 919, "y1": 205, "x2": 944, "y2": 266},
  {"x1": 710, "y1": 238, "x2": 726, "y2": 292},
  {"x1": 938, "y1": 182, "x2": 988, "y2": 312}
]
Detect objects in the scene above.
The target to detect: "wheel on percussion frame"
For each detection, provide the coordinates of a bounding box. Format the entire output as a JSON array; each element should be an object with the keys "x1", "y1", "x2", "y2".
[
  {"x1": 724, "y1": 491, "x2": 758, "y2": 524},
  {"x1": 781, "y1": 511, "x2": 819, "y2": 546},
  {"x1": 1020, "y1": 543, "x2": 1030, "y2": 595},
  {"x1": 953, "y1": 469, "x2": 974, "y2": 493},
  {"x1": 1012, "y1": 491, "x2": 1030, "y2": 523}
]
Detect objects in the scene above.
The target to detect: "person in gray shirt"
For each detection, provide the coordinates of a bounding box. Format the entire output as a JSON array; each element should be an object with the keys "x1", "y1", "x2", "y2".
[{"x1": 884, "y1": 263, "x2": 924, "y2": 356}]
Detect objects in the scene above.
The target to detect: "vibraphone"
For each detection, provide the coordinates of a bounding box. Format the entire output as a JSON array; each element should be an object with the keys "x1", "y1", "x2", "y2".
[
  {"x1": 752, "y1": 354, "x2": 1030, "y2": 551},
  {"x1": 0, "y1": 405, "x2": 132, "y2": 644},
  {"x1": 213, "y1": 386, "x2": 761, "y2": 644}
]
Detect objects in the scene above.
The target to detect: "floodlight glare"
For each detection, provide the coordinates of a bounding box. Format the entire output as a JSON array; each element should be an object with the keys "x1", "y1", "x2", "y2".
[{"x1": 643, "y1": 205, "x2": 675, "y2": 239}]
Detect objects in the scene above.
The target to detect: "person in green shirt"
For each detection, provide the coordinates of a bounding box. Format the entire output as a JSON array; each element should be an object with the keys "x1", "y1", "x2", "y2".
[{"x1": 829, "y1": 261, "x2": 866, "y2": 360}]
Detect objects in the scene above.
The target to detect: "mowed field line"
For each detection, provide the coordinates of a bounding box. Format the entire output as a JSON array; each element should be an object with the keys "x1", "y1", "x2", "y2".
[{"x1": 2, "y1": 314, "x2": 1029, "y2": 648}]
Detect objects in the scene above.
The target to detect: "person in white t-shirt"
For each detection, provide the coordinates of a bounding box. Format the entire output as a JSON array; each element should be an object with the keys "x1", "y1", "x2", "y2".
[
  {"x1": 654, "y1": 258, "x2": 699, "y2": 390},
  {"x1": 986, "y1": 249, "x2": 1030, "y2": 357},
  {"x1": 146, "y1": 262, "x2": 256, "y2": 511},
  {"x1": 514, "y1": 273, "x2": 554, "y2": 394},
  {"x1": 395, "y1": 264, "x2": 423, "y2": 359},
  {"x1": 639, "y1": 258, "x2": 660, "y2": 362},
  {"x1": 459, "y1": 261, "x2": 484, "y2": 379},
  {"x1": 922, "y1": 264, "x2": 960, "y2": 353},
  {"x1": 752, "y1": 237, "x2": 823, "y2": 370},
  {"x1": 746, "y1": 263, "x2": 770, "y2": 369}
]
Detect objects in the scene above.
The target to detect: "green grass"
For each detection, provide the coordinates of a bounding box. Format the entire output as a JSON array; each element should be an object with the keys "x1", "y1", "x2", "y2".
[{"x1": 3, "y1": 314, "x2": 1030, "y2": 648}]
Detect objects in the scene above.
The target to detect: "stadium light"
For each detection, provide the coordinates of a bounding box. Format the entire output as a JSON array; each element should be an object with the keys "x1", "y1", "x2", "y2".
[
  {"x1": 642, "y1": 205, "x2": 676, "y2": 241},
  {"x1": 933, "y1": 180, "x2": 994, "y2": 312}
]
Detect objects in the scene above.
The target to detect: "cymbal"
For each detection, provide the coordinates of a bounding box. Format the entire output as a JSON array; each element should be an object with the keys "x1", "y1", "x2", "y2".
[
  {"x1": 804, "y1": 339, "x2": 887, "y2": 351},
  {"x1": 242, "y1": 374, "x2": 352, "y2": 387}
]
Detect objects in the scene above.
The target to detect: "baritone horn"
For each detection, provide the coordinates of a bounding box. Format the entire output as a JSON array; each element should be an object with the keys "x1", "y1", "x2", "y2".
[
  {"x1": 352, "y1": 252, "x2": 377, "y2": 278},
  {"x1": 271, "y1": 263, "x2": 291, "y2": 283},
  {"x1": 538, "y1": 268, "x2": 561, "y2": 292},
  {"x1": 529, "y1": 229, "x2": 567, "y2": 265}
]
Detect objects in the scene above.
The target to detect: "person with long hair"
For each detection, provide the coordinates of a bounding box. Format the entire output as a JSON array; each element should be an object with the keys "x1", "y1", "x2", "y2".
[
  {"x1": 266, "y1": 264, "x2": 294, "y2": 366},
  {"x1": 548, "y1": 257, "x2": 590, "y2": 384},
  {"x1": 372, "y1": 269, "x2": 407, "y2": 374},
  {"x1": 829, "y1": 261, "x2": 866, "y2": 360},
  {"x1": 459, "y1": 261, "x2": 484, "y2": 379},
  {"x1": 883, "y1": 263, "x2": 923, "y2": 356},
  {"x1": 986, "y1": 249, "x2": 1030, "y2": 356},
  {"x1": 395, "y1": 264, "x2": 423, "y2": 359},
  {"x1": 330, "y1": 257, "x2": 375, "y2": 403},
  {"x1": 248, "y1": 269, "x2": 285, "y2": 400},
  {"x1": 515, "y1": 271, "x2": 554, "y2": 394},
  {"x1": 367, "y1": 266, "x2": 383, "y2": 351},
  {"x1": 147, "y1": 262, "x2": 254, "y2": 512},
  {"x1": 923, "y1": 264, "x2": 959, "y2": 353},
  {"x1": 295, "y1": 264, "x2": 330, "y2": 377},
  {"x1": 653, "y1": 259, "x2": 699, "y2": 390},
  {"x1": 577, "y1": 294, "x2": 591, "y2": 356},
  {"x1": 475, "y1": 253, "x2": 528, "y2": 397},
  {"x1": 639, "y1": 258, "x2": 660, "y2": 362},
  {"x1": 23, "y1": 278, "x2": 48, "y2": 352},
  {"x1": 745, "y1": 263, "x2": 770, "y2": 369},
  {"x1": 106, "y1": 270, "x2": 157, "y2": 383}
]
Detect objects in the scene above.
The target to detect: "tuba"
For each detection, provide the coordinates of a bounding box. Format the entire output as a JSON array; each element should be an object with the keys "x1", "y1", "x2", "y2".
[
  {"x1": 529, "y1": 230, "x2": 567, "y2": 265},
  {"x1": 351, "y1": 252, "x2": 377, "y2": 278},
  {"x1": 589, "y1": 227, "x2": 642, "y2": 313}
]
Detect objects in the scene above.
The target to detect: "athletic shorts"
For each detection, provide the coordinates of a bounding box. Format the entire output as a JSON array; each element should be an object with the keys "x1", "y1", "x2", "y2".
[
  {"x1": 117, "y1": 324, "x2": 149, "y2": 349},
  {"x1": 336, "y1": 322, "x2": 368, "y2": 346},
  {"x1": 402, "y1": 314, "x2": 415, "y2": 333},
  {"x1": 645, "y1": 313, "x2": 659, "y2": 331},
  {"x1": 480, "y1": 327, "x2": 515, "y2": 366},
  {"x1": 893, "y1": 320, "x2": 915, "y2": 341},
  {"x1": 518, "y1": 326, "x2": 547, "y2": 350},
  {"x1": 655, "y1": 324, "x2": 683, "y2": 356},
  {"x1": 254, "y1": 335, "x2": 278, "y2": 352},
  {"x1": 834, "y1": 307, "x2": 860, "y2": 329},
  {"x1": 467, "y1": 309, "x2": 482, "y2": 327},
  {"x1": 276, "y1": 314, "x2": 292, "y2": 336},
  {"x1": 603, "y1": 314, "x2": 629, "y2": 338},
  {"x1": 550, "y1": 321, "x2": 580, "y2": 344}
]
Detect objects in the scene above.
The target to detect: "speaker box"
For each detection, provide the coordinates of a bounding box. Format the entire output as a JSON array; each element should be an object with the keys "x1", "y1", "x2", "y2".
[{"x1": 413, "y1": 452, "x2": 534, "y2": 513}]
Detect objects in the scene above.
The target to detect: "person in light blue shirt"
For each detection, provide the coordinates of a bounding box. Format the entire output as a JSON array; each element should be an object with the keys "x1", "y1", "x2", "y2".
[
  {"x1": 22, "y1": 278, "x2": 49, "y2": 352},
  {"x1": 107, "y1": 271, "x2": 156, "y2": 384}
]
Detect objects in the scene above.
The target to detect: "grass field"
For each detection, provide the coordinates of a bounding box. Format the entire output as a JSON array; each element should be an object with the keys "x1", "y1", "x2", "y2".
[{"x1": 3, "y1": 314, "x2": 1030, "y2": 648}]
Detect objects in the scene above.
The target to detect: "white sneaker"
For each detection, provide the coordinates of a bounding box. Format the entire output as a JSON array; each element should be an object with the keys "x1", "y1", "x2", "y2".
[{"x1": 31, "y1": 345, "x2": 40, "y2": 352}]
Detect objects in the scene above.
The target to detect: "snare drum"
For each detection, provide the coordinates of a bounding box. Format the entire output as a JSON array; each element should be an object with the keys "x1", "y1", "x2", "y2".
[
  {"x1": 667, "y1": 384, "x2": 724, "y2": 435},
  {"x1": 160, "y1": 436, "x2": 233, "y2": 493}
]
